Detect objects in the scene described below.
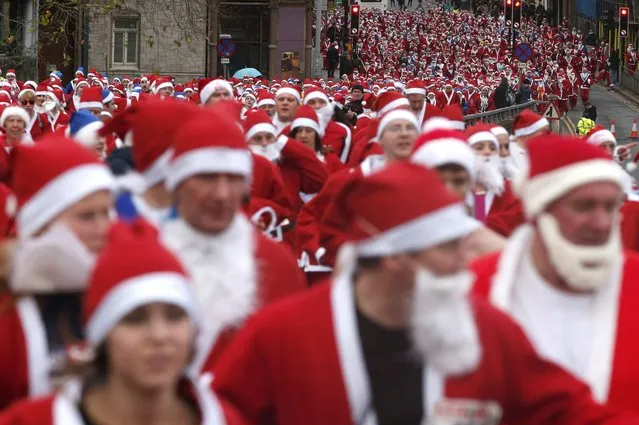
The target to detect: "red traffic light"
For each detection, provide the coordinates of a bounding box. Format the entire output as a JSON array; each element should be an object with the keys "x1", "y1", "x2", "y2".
[
  {"x1": 506, "y1": 0, "x2": 512, "y2": 5},
  {"x1": 620, "y1": 7, "x2": 629, "y2": 16},
  {"x1": 514, "y1": 0, "x2": 520, "y2": 6},
  {"x1": 351, "y1": 5, "x2": 360, "y2": 13}
]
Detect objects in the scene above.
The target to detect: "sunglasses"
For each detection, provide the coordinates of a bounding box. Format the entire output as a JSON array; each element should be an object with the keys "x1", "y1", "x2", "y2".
[{"x1": 20, "y1": 100, "x2": 35, "y2": 105}]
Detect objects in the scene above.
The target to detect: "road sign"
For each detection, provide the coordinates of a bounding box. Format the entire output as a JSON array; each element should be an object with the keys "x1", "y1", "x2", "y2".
[
  {"x1": 543, "y1": 103, "x2": 561, "y2": 120},
  {"x1": 221, "y1": 58, "x2": 230, "y2": 64},
  {"x1": 621, "y1": 29, "x2": 628, "y2": 38},
  {"x1": 513, "y1": 42, "x2": 533, "y2": 62},
  {"x1": 216, "y1": 37, "x2": 236, "y2": 57}
]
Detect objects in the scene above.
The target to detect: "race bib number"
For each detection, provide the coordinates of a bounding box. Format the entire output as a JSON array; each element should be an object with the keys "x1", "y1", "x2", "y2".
[{"x1": 427, "y1": 399, "x2": 502, "y2": 425}]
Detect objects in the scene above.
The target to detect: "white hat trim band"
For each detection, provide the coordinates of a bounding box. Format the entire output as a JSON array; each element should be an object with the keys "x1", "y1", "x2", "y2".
[
  {"x1": 514, "y1": 117, "x2": 549, "y2": 137},
  {"x1": 246, "y1": 122, "x2": 276, "y2": 141}
]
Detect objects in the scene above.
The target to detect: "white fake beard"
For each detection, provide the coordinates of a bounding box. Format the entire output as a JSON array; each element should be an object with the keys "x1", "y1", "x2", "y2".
[
  {"x1": 475, "y1": 155, "x2": 504, "y2": 195},
  {"x1": 499, "y1": 155, "x2": 520, "y2": 179},
  {"x1": 410, "y1": 268, "x2": 481, "y2": 376},
  {"x1": 537, "y1": 213, "x2": 621, "y2": 291},
  {"x1": 161, "y1": 216, "x2": 258, "y2": 336},
  {"x1": 316, "y1": 104, "x2": 333, "y2": 135},
  {"x1": 11, "y1": 223, "x2": 96, "y2": 293},
  {"x1": 34, "y1": 105, "x2": 46, "y2": 114},
  {"x1": 249, "y1": 143, "x2": 281, "y2": 162}
]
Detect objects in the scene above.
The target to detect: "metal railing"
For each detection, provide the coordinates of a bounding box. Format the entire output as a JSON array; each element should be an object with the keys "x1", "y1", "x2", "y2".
[{"x1": 464, "y1": 100, "x2": 538, "y2": 129}]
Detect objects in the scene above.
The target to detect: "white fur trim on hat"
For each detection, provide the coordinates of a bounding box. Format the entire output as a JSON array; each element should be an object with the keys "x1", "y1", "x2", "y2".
[
  {"x1": 378, "y1": 97, "x2": 410, "y2": 116},
  {"x1": 0, "y1": 106, "x2": 30, "y2": 128},
  {"x1": 275, "y1": 87, "x2": 301, "y2": 103},
  {"x1": 102, "y1": 91, "x2": 114, "y2": 104},
  {"x1": 154, "y1": 81, "x2": 174, "y2": 94},
  {"x1": 468, "y1": 131, "x2": 498, "y2": 150},
  {"x1": 200, "y1": 80, "x2": 233, "y2": 105},
  {"x1": 357, "y1": 203, "x2": 480, "y2": 257},
  {"x1": 422, "y1": 117, "x2": 458, "y2": 133},
  {"x1": 18, "y1": 163, "x2": 115, "y2": 237},
  {"x1": 291, "y1": 117, "x2": 320, "y2": 134},
  {"x1": 405, "y1": 87, "x2": 427, "y2": 96},
  {"x1": 514, "y1": 116, "x2": 549, "y2": 137},
  {"x1": 514, "y1": 159, "x2": 624, "y2": 218},
  {"x1": 587, "y1": 129, "x2": 617, "y2": 147},
  {"x1": 73, "y1": 121, "x2": 104, "y2": 148},
  {"x1": 143, "y1": 148, "x2": 174, "y2": 189},
  {"x1": 78, "y1": 101, "x2": 103, "y2": 110},
  {"x1": 86, "y1": 272, "x2": 197, "y2": 345},
  {"x1": 246, "y1": 122, "x2": 276, "y2": 141},
  {"x1": 257, "y1": 98, "x2": 275, "y2": 108},
  {"x1": 166, "y1": 147, "x2": 253, "y2": 191},
  {"x1": 6, "y1": 71, "x2": 15, "y2": 77},
  {"x1": 489, "y1": 125, "x2": 509, "y2": 137},
  {"x1": 18, "y1": 89, "x2": 36, "y2": 100},
  {"x1": 376, "y1": 109, "x2": 419, "y2": 140},
  {"x1": 303, "y1": 91, "x2": 330, "y2": 105},
  {"x1": 411, "y1": 137, "x2": 476, "y2": 179}
]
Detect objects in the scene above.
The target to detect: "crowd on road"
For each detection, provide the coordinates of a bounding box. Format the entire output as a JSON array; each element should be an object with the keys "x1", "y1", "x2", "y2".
[{"x1": 1, "y1": 3, "x2": 639, "y2": 425}]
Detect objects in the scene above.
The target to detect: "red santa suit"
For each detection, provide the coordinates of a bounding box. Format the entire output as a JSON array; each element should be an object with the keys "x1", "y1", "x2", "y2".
[
  {"x1": 436, "y1": 88, "x2": 461, "y2": 109},
  {"x1": 472, "y1": 236, "x2": 639, "y2": 413},
  {"x1": 26, "y1": 111, "x2": 52, "y2": 141},
  {"x1": 161, "y1": 214, "x2": 306, "y2": 373},
  {"x1": 212, "y1": 276, "x2": 633, "y2": 425},
  {"x1": 578, "y1": 70, "x2": 594, "y2": 104},
  {"x1": 626, "y1": 48, "x2": 637, "y2": 76},
  {"x1": 0, "y1": 376, "x2": 245, "y2": 425}
]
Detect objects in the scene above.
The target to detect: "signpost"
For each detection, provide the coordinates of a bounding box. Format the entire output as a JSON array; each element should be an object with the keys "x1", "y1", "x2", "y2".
[{"x1": 217, "y1": 34, "x2": 236, "y2": 78}]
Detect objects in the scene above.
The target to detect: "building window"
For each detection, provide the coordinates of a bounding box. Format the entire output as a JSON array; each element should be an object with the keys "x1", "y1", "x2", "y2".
[{"x1": 112, "y1": 16, "x2": 139, "y2": 68}]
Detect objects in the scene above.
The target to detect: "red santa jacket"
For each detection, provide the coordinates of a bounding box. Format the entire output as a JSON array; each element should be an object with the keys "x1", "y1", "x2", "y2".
[
  {"x1": 484, "y1": 182, "x2": 525, "y2": 237},
  {"x1": 212, "y1": 277, "x2": 634, "y2": 425},
  {"x1": 322, "y1": 121, "x2": 352, "y2": 164},
  {"x1": 27, "y1": 112, "x2": 52, "y2": 141},
  {"x1": 0, "y1": 377, "x2": 247, "y2": 425},
  {"x1": 620, "y1": 201, "x2": 639, "y2": 252},
  {"x1": 470, "y1": 249, "x2": 639, "y2": 414},
  {"x1": 436, "y1": 91, "x2": 461, "y2": 109}
]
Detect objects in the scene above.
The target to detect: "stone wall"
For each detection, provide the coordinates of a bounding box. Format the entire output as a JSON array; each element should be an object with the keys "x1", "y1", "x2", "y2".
[{"x1": 87, "y1": 0, "x2": 207, "y2": 80}]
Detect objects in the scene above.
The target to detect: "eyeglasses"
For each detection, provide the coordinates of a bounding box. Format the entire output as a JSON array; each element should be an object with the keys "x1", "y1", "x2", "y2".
[{"x1": 20, "y1": 100, "x2": 35, "y2": 106}]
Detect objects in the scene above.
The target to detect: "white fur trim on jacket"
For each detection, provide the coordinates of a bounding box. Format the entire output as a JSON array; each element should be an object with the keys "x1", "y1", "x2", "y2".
[{"x1": 514, "y1": 159, "x2": 624, "y2": 218}]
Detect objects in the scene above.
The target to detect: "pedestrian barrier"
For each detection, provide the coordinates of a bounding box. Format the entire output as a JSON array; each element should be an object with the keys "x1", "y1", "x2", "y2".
[{"x1": 464, "y1": 101, "x2": 538, "y2": 130}]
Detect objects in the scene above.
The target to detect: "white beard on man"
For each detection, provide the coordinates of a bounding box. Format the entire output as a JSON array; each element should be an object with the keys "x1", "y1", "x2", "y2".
[
  {"x1": 161, "y1": 214, "x2": 257, "y2": 373},
  {"x1": 249, "y1": 143, "x2": 282, "y2": 163},
  {"x1": 315, "y1": 103, "x2": 334, "y2": 136},
  {"x1": 475, "y1": 154, "x2": 505, "y2": 196}
]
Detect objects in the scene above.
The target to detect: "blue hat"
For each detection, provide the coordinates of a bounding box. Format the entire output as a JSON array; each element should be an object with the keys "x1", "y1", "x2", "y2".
[
  {"x1": 75, "y1": 67, "x2": 85, "y2": 76},
  {"x1": 69, "y1": 110, "x2": 101, "y2": 136},
  {"x1": 102, "y1": 89, "x2": 114, "y2": 104}
]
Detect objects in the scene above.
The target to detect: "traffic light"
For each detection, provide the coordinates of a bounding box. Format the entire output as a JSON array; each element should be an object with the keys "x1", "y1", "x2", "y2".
[
  {"x1": 620, "y1": 7, "x2": 630, "y2": 38},
  {"x1": 350, "y1": 4, "x2": 360, "y2": 36},
  {"x1": 513, "y1": 0, "x2": 522, "y2": 23}
]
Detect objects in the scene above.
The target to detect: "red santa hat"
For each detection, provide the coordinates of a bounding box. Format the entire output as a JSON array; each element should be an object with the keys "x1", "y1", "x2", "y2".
[
  {"x1": 376, "y1": 109, "x2": 419, "y2": 140},
  {"x1": 405, "y1": 79, "x2": 426, "y2": 96},
  {"x1": 8, "y1": 136, "x2": 115, "y2": 236},
  {"x1": 165, "y1": 110, "x2": 252, "y2": 191},
  {"x1": 5, "y1": 69, "x2": 15, "y2": 78},
  {"x1": 513, "y1": 135, "x2": 624, "y2": 218},
  {"x1": 512, "y1": 109, "x2": 549, "y2": 137},
  {"x1": 199, "y1": 79, "x2": 233, "y2": 105},
  {"x1": 487, "y1": 123, "x2": 509, "y2": 137},
  {"x1": 0, "y1": 106, "x2": 30, "y2": 128},
  {"x1": 586, "y1": 125, "x2": 616, "y2": 147},
  {"x1": 332, "y1": 162, "x2": 479, "y2": 259},
  {"x1": 373, "y1": 91, "x2": 410, "y2": 115},
  {"x1": 303, "y1": 87, "x2": 330, "y2": 105},
  {"x1": 411, "y1": 129, "x2": 476, "y2": 179},
  {"x1": 243, "y1": 109, "x2": 276, "y2": 140},
  {"x1": 84, "y1": 220, "x2": 197, "y2": 346},
  {"x1": 154, "y1": 77, "x2": 174, "y2": 94},
  {"x1": 275, "y1": 87, "x2": 301, "y2": 103},
  {"x1": 466, "y1": 123, "x2": 498, "y2": 150},
  {"x1": 291, "y1": 105, "x2": 320, "y2": 135},
  {"x1": 79, "y1": 86, "x2": 104, "y2": 110},
  {"x1": 256, "y1": 90, "x2": 275, "y2": 108},
  {"x1": 442, "y1": 105, "x2": 466, "y2": 131}
]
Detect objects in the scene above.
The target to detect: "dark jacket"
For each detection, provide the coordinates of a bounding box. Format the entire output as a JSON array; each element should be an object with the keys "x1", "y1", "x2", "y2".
[{"x1": 493, "y1": 81, "x2": 510, "y2": 109}]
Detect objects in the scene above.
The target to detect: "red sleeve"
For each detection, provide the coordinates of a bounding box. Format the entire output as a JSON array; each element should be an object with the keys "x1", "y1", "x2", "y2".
[
  {"x1": 621, "y1": 201, "x2": 639, "y2": 252},
  {"x1": 257, "y1": 233, "x2": 307, "y2": 296},
  {"x1": 279, "y1": 137, "x2": 329, "y2": 195},
  {"x1": 252, "y1": 155, "x2": 294, "y2": 215}
]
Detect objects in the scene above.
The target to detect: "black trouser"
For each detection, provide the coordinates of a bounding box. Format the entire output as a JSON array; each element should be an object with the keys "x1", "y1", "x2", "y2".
[{"x1": 328, "y1": 63, "x2": 337, "y2": 77}]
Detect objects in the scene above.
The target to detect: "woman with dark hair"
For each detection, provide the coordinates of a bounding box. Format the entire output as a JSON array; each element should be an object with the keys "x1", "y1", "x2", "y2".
[{"x1": 0, "y1": 220, "x2": 241, "y2": 425}]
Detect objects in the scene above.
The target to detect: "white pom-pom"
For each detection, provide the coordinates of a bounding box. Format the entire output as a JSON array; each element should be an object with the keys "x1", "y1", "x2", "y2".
[
  {"x1": 627, "y1": 162, "x2": 638, "y2": 173},
  {"x1": 361, "y1": 100, "x2": 367, "y2": 106},
  {"x1": 4, "y1": 194, "x2": 16, "y2": 218}
]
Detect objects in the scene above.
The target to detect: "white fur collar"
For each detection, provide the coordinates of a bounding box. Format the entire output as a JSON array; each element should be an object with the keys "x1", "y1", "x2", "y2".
[
  {"x1": 161, "y1": 215, "x2": 257, "y2": 372},
  {"x1": 272, "y1": 115, "x2": 290, "y2": 135}
]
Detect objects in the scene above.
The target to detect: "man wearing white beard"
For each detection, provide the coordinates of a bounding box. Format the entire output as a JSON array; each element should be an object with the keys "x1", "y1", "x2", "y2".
[
  {"x1": 466, "y1": 123, "x2": 525, "y2": 235},
  {"x1": 472, "y1": 134, "x2": 639, "y2": 414},
  {"x1": 303, "y1": 87, "x2": 352, "y2": 163},
  {"x1": 488, "y1": 123, "x2": 520, "y2": 179},
  {"x1": 161, "y1": 109, "x2": 305, "y2": 376},
  {"x1": 212, "y1": 162, "x2": 635, "y2": 425}
]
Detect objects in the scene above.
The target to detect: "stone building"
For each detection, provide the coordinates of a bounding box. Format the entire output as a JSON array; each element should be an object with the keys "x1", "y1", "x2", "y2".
[{"x1": 84, "y1": 0, "x2": 312, "y2": 81}]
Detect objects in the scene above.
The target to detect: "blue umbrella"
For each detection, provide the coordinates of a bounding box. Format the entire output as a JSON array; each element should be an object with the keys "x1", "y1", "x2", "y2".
[{"x1": 233, "y1": 68, "x2": 262, "y2": 79}]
